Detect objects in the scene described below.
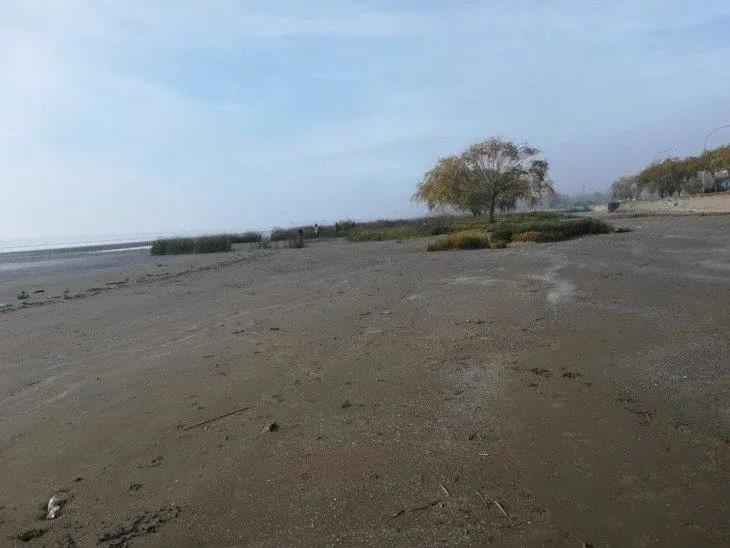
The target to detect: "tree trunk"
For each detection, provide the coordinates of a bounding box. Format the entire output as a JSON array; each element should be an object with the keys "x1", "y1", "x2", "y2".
[{"x1": 488, "y1": 199, "x2": 496, "y2": 223}]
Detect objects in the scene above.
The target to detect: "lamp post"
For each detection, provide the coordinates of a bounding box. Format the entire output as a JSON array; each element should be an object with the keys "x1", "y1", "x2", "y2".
[
  {"x1": 651, "y1": 147, "x2": 678, "y2": 164},
  {"x1": 704, "y1": 124, "x2": 729, "y2": 151}
]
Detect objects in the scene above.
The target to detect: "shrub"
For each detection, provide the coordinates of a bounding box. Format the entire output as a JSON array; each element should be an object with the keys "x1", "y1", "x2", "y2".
[
  {"x1": 497, "y1": 211, "x2": 564, "y2": 222},
  {"x1": 349, "y1": 225, "x2": 427, "y2": 242},
  {"x1": 273, "y1": 224, "x2": 342, "y2": 240},
  {"x1": 493, "y1": 218, "x2": 613, "y2": 243},
  {"x1": 426, "y1": 231, "x2": 493, "y2": 251},
  {"x1": 150, "y1": 235, "x2": 233, "y2": 255},
  {"x1": 288, "y1": 238, "x2": 306, "y2": 249},
  {"x1": 491, "y1": 226, "x2": 516, "y2": 242},
  {"x1": 336, "y1": 219, "x2": 356, "y2": 232},
  {"x1": 229, "y1": 231, "x2": 262, "y2": 243},
  {"x1": 513, "y1": 231, "x2": 540, "y2": 242},
  {"x1": 529, "y1": 218, "x2": 613, "y2": 241},
  {"x1": 271, "y1": 227, "x2": 297, "y2": 241}
]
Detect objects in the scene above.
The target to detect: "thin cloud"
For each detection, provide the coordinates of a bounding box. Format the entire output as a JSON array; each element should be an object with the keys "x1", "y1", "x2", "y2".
[{"x1": 1, "y1": 1, "x2": 729, "y2": 238}]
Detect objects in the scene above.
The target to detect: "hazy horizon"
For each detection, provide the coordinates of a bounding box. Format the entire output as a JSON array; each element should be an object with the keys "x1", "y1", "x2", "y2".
[{"x1": 2, "y1": 1, "x2": 729, "y2": 239}]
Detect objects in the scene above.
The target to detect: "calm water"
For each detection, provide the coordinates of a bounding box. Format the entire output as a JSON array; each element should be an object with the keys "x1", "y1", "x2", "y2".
[
  {"x1": 0, "y1": 235, "x2": 159, "y2": 282},
  {"x1": 0, "y1": 234, "x2": 158, "y2": 254}
]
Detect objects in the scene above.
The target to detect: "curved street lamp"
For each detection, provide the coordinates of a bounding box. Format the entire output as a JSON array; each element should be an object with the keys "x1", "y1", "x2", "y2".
[
  {"x1": 704, "y1": 124, "x2": 730, "y2": 151},
  {"x1": 651, "y1": 147, "x2": 678, "y2": 164}
]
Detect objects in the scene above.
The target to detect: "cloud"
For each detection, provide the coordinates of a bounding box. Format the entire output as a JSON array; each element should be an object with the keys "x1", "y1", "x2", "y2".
[{"x1": 1, "y1": 1, "x2": 729, "y2": 237}]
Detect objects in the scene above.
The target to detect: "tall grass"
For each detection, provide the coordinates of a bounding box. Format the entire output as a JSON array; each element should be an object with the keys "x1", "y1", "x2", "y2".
[
  {"x1": 229, "y1": 231, "x2": 262, "y2": 243},
  {"x1": 347, "y1": 215, "x2": 494, "y2": 242},
  {"x1": 271, "y1": 220, "x2": 356, "y2": 241},
  {"x1": 267, "y1": 212, "x2": 609, "y2": 249},
  {"x1": 150, "y1": 235, "x2": 233, "y2": 255},
  {"x1": 347, "y1": 213, "x2": 567, "y2": 243},
  {"x1": 497, "y1": 218, "x2": 613, "y2": 243}
]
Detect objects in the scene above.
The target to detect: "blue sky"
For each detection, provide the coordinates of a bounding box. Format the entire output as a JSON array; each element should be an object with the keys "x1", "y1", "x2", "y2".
[{"x1": 2, "y1": 1, "x2": 729, "y2": 238}]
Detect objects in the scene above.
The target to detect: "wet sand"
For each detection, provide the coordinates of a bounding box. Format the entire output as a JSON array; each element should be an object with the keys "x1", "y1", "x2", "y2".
[{"x1": 1, "y1": 216, "x2": 728, "y2": 546}]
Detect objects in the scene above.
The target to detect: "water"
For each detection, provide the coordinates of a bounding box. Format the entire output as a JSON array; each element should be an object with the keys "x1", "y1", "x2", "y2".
[
  {"x1": 0, "y1": 234, "x2": 158, "y2": 254},
  {"x1": 0, "y1": 235, "x2": 157, "y2": 283},
  {"x1": 0, "y1": 231, "x2": 259, "y2": 282}
]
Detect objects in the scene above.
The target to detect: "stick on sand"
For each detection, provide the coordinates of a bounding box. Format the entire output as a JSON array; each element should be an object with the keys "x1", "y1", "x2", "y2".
[{"x1": 182, "y1": 407, "x2": 249, "y2": 431}]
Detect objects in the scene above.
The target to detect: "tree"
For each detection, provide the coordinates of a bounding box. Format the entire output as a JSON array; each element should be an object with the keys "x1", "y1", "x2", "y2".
[
  {"x1": 636, "y1": 158, "x2": 701, "y2": 198},
  {"x1": 610, "y1": 176, "x2": 636, "y2": 201},
  {"x1": 413, "y1": 137, "x2": 555, "y2": 223}
]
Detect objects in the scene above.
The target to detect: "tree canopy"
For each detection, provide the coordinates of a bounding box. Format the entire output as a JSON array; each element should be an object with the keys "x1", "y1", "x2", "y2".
[
  {"x1": 413, "y1": 137, "x2": 555, "y2": 222},
  {"x1": 610, "y1": 143, "x2": 730, "y2": 200}
]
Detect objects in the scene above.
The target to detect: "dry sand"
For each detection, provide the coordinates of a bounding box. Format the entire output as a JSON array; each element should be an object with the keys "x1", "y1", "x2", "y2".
[{"x1": 1, "y1": 215, "x2": 728, "y2": 546}]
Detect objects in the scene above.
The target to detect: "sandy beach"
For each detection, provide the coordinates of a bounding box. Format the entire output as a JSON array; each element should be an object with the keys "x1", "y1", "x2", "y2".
[{"x1": 1, "y1": 215, "x2": 728, "y2": 546}]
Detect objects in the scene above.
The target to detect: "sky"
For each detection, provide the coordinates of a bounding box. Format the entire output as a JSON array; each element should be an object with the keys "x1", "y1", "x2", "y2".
[{"x1": 2, "y1": 1, "x2": 729, "y2": 238}]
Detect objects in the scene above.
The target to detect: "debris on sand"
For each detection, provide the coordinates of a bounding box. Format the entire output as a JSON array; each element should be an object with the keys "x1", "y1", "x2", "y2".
[
  {"x1": 264, "y1": 422, "x2": 279, "y2": 432},
  {"x1": 493, "y1": 500, "x2": 508, "y2": 517},
  {"x1": 98, "y1": 506, "x2": 180, "y2": 547},
  {"x1": 46, "y1": 494, "x2": 64, "y2": 520},
  {"x1": 182, "y1": 407, "x2": 248, "y2": 431}
]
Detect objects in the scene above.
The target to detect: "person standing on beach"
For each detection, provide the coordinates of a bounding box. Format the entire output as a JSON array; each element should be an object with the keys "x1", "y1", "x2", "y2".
[{"x1": 313, "y1": 223, "x2": 320, "y2": 241}]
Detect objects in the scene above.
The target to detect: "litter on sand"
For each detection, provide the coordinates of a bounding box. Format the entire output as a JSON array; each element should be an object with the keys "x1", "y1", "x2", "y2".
[{"x1": 46, "y1": 495, "x2": 62, "y2": 520}]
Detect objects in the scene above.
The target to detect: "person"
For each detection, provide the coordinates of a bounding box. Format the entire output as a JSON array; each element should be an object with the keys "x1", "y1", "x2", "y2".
[
  {"x1": 297, "y1": 227, "x2": 304, "y2": 247},
  {"x1": 313, "y1": 223, "x2": 320, "y2": 240},
  {"x1": 334, "y1": 222, "x2": 340, "y2": 237}
]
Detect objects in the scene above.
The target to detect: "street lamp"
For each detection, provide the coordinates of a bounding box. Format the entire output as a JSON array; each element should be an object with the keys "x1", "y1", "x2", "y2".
[
  {"x1": 704, "y1": 124, "x2": 730, "y2": 151},
  {"x1": 651, "y1": 147, "x2": 678, "y2": 164}
]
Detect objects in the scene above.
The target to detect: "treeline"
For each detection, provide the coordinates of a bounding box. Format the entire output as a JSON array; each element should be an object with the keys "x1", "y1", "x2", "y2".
[{"x1": 611, "y1": 144, "x2": 730, "y2": 200}]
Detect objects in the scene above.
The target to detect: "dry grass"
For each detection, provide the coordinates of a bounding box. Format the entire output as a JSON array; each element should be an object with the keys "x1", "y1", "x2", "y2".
[
  {"x1": 426, "y1": 231, "x2": 495, "y2": 251},
  {"x1": 150, "y1": 235, "x2": 232, "y2": 255},
  {"x1": 513, "y1": 231, "x2": 540, "y2": 242}
]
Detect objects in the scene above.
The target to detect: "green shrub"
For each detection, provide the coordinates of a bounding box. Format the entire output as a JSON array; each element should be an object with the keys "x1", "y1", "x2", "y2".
[
  {"x1": 491, "y1": 226, "x2": 516, "y2": 242},
  {"x1": 349, "y1": 225, "x2": 427, "y2": 242},
  {"x1": 529, "y1": 218, "x2": 613, "y2": 241},
  {"x1": 426, "y1": 231, "x2": 493, "y2": 251},
  {"x1": 150, "y1": 235, "x2": 233, "y2": 255},
  {"x1": 497, "y1": 211, "x2": 564, "y2": 222}
]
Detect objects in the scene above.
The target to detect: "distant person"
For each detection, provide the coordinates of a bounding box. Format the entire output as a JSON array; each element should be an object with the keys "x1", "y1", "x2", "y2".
[
  {"x1": 334, "y1": 223, "x2": 340, "y2": 237},
  {"x1": 297, "y1": 227, "x2": 304, "y2": 247},
  {"x1": 313, "y1": 223, "x2": 320, "y2": 240}
]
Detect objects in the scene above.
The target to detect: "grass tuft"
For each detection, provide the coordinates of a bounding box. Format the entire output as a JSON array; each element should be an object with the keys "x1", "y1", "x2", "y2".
[
  {"x1": 426, "y1": 231, "x2": 494, "y2": 252},
  {"x1": 513, "y1": 231, "x2": 540, "y2": 242}
]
